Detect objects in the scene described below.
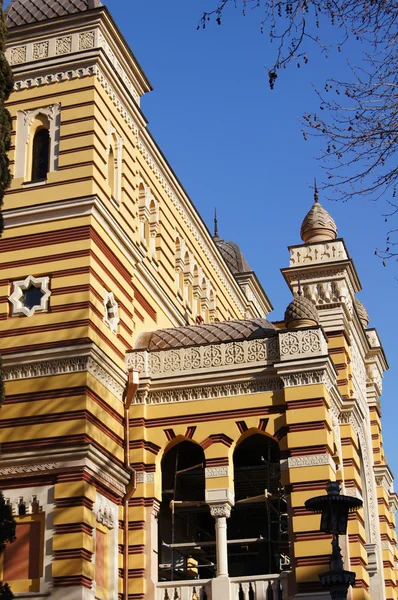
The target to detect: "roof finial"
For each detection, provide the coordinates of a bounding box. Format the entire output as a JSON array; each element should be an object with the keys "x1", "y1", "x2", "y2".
[
  {"x1": 214, "y1": 208, "x2": 219, "y2": 238},
  {"x1": 314, "y1": 177, "x2": 319, "y2": 204}
]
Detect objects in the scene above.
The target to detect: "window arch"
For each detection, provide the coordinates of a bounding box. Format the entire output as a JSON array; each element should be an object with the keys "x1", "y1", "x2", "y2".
[
  {"x1": 31, "y1": 128, "x2": 50, "y2": 181},
  {"x1": 158, "y1": 441, "x2": 215, "y2": 581},
  {"x1": 229, "y1": 433, "x2": 288, "y2": 577}
]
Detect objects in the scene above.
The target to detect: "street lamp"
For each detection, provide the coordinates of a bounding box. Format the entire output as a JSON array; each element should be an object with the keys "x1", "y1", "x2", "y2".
[{"x1": 305, "y1": 481, "x2": 363, "y2": 600}]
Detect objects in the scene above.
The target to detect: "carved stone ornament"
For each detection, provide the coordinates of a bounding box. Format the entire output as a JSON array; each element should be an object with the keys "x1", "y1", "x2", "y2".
[
  {"x1": 136, "y1": 472, "x2": 155, "y2": 484},
  {"x1": 0, "y1": 462, "x2": 58, "y2": 477},
  {"x1": 10, "y1": 45, "x2": 26, "y2": 65},
  {"x1": 103, "y1": 291, "x2": 119, "y2": 334},
  {"x1": 205, "y1": 466, "x2": 228, "y2": 479},
  {"x1": 32, "y1": 41, "x2": 49, "y2": 60},
  {"x1": 280, "y1": 454, "x2": 335, "y2": 471},
  {"x1": 56, "y1": 36, "x2": 72, "y2": 55},
  {"x1": 209, "y1": 503, "x2": 232, "y2": 519},
  {"x1": 78, "y1": 31, "x2": 95, "y2": 50},
  {"x1": 281, "y1": 369, "x2": 334, "y2": 391},
  {"x1": 127, "y1": 337, "x2": 279, "y2": 378},
  {"x1": 279, "y1": 328, "x2": 327, "y2": 360},
  {"x1": 9, "y1": 275, "x2": 51, "y2": 317},
  {"x1": 97, "y1": 503, "x2": 115, "y2": 529},
  {"x1": 289, "y1": 240, "x2": 347, "y2": 267}
]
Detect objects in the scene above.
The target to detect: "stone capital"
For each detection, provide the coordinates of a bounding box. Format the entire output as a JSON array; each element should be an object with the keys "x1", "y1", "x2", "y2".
[{"x1": 209, "y1": 503, "x2": 232, "y2": 519}]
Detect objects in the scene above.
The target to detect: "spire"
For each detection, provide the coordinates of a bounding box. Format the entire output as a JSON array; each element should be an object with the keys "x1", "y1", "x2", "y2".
[
  {"x1": 314, "y1": 178, "x2": 319, "y2": 203},
  {"x1": 214, "y1": 208, "x2": 219, "y2": 239}
]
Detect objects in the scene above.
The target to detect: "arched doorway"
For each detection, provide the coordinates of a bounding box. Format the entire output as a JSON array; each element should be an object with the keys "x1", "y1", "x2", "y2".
[
  {"x1": 158, "y1": 441, "x2": 215, "y2": 581},
  {"x1": 228, "y1": 434, "x2": 288, "y2": 577}
]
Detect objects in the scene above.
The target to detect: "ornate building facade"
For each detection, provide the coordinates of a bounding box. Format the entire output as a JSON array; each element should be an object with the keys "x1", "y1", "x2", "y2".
[{"x1": 0, "y1": 1, "x2": 397, "y2": 600}]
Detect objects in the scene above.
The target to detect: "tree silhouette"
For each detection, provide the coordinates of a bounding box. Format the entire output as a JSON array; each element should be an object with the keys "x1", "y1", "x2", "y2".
[{"x1": 201, "y1": 1, "x2": 398, "y2": 211}]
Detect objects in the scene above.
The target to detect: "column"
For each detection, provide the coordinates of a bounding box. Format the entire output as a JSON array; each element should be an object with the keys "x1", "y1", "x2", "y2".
[{"x1": 210, "y1": 503, "x2": 231, "y2": 577}]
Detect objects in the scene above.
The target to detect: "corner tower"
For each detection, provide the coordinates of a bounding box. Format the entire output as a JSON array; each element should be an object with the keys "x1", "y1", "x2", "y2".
[{"x1": 282, "y1": 188, "x2": 397, "y2": 600}]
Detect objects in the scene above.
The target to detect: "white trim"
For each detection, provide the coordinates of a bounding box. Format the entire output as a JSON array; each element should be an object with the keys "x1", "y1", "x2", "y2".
[{"x1": 9, "y1": 275, "x2": 51, "y2": 317}]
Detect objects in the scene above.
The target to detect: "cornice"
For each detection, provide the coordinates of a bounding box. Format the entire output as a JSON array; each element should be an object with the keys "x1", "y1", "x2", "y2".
[
  {"x1": 0, "y1": 444, "x2": 130, "y2": 496},
  {"x1": 135, "y1": 377, "x2": 283, "y2": 405},
  {"x1": 2, "y1": 342, "x2": 126, "y2": 400}
]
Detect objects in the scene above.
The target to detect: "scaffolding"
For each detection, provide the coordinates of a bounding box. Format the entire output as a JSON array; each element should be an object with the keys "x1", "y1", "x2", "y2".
[{"x1": 158, "y1": 436, "x2": 289, "y2": 582}]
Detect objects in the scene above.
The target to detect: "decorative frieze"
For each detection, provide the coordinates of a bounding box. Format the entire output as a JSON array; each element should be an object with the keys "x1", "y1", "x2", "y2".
[
  {"x1": 205, "y1": 466, "x2": 228, "y2": 479},
  {"x1": 280, "y1": 369, "x2": 334, "y2": 390},
  {"x1": 0, "y1": 462, "x2": 58, "y2": 476},
  {"x1": 136, "y1": 472, "x2": 155, "y2": 484},
  {"x1": 127, "y1": 337, "x2": 279, "y2": 378},
  {"x1": 3, "y1": 355, "x2": 125, "y2": 400},
  {"x1": 279, "y1": 328, "x2": 328, "y2": 360},
  {"x1": 289, "y1": 240, "x2": 347, "y2": 266},
  {"x1": 135, "y1": 378, "x2": 283, "y2": 405},
  {"x1": 280, "y1": 454, "x2": 335, "y2": 471}
]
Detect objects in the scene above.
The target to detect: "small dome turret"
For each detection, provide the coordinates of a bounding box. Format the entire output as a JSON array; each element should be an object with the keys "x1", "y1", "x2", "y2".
[
  {"x1": 354, "y1": 297, "x2": 369, "y2": 329},
  {"x1": 213, "y1": 210, "x2": 252, "y2": 274},
  {"x1": 284, "y1": 288, "x2": 319, "y2": 329},
  {"x1": 300, "y1": 183, "x2": 337, "y2": 243}
]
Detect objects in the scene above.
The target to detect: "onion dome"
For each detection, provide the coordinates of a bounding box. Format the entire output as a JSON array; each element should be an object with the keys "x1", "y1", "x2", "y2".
[
  {"x1": 354, "y1": 297, "x2": 369, "y2": 329},
  {"x1": 300, "y1": 182, "x2": 337, "y2": 243},
  {"x1": 213, "y1": 210, "x2": 251, "y2": 274},
  {"x1": 284, "y1": 288, "x2": 319, "y2": 329},
  {"x1": 5, "y1": 0, "x2": 103, "y2": 28}
]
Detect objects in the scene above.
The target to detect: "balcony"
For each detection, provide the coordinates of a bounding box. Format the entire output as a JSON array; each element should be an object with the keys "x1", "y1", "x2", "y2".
[{"x1": 156, "y1": 573, "x2": 285, "y2": 600}]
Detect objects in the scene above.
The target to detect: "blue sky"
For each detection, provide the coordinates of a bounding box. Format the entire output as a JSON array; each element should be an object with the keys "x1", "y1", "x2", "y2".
[
  {"x1": 6, "y1": 1, "x2": 397, "y2": 474},
  {"x1": 102, "y1": 0, "x2": 397, "y2": 475}
]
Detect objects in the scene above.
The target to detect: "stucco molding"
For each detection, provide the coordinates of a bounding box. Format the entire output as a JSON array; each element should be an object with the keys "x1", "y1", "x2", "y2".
[
  {"x1": 0, "y1": 445, "x2": 129, "y2": 497},
  {"x1": 135, "y1": 378, "x2": 283, "y2": 405},
  {"x1": 280, "y1": 368, "x2": 334, "y2": 390},
  {"x1": 3, "y1": 348, "x2": 126, "y2": 401}
]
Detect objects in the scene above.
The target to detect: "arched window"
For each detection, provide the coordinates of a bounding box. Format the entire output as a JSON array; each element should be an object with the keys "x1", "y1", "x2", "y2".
[
  {"x1": 31, "y1": 128, "x2": 50, "y2": 181},
  {"x1": 229, "y1": 434, "x2": 288, "y2": 577},
  {"x1": 158, "y1": 441, "x2": 214, "y2": 581}
]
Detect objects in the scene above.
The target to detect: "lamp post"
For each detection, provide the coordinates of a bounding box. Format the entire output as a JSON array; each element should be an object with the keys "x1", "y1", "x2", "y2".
[{"x1": 305, "y1": 481, "x2": 363, "y2": 600}]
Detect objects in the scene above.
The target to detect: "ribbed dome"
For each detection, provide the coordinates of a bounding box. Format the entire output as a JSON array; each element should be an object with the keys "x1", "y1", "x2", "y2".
[
  {"x1": 213, "y1": 210, "x2": 252, "y2": 274},
  {"x1": 300, "y1": 187, "x2": 337, "y2": 243},
  {"x1": 354, "y1": 297, "x2": 369, "y2": 329},
  {"x1": 5, "y1": 0, "x2": 103, "y2": 28},
  {"x1": 215, "y1": 239, "x2": 251, "y2": 274},
  {"x1": 284, "y1": 294, "x2": 319, "y2": 329}
]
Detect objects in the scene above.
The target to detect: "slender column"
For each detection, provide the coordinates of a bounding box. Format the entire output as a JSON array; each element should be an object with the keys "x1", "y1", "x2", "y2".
[{"x1": 210, "y1": 503, "x2": 231, "y2": 577}]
